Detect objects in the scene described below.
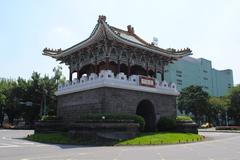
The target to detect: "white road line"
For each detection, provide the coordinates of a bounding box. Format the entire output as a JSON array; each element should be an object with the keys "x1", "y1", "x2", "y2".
[
  {"x1": 78, "y1": 153, "x2": 88, "y2": 155},
  {"x1": 11, "y1": 141, "x2": 35, "y2": 145},
  {"x1": 156, "y1": 152, "x2": 166, "y2": 160},
  {"x1": 1, "y1": 136, "x2": 11, "y2": 140},
  {"x1": 0, "y1": 143, "x2": 19, "y2": 148}
]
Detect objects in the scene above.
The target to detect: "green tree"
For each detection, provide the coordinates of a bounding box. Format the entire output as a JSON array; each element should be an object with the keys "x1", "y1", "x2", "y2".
[
  {"x1": 207, "y1": 96, "x2": 229, "y2": 125},
  {"x1": 228, "y1": 84, "x2": 240, "y2": 124},
  {"x1": 0, "y1": 79, "x2": 17, "y2": 125},
  {"x1": 52, "y1": 66, "x2": 65, "y2": 85},
  {"x1": 177, "y1": 85, "x2": 209, "y2": 124},
  {"x1": 0, "y1": 66, "x2": 65, "y2": 125}
]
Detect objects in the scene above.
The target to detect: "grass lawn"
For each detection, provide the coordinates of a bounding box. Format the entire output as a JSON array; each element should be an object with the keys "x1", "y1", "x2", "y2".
[
  {"x1": 26, "y1": 133, "x2": 79, "y2": 145},
  {"x1": 26, "y1": 132, "x2": 203, "y2": 146},
  {"x1": 118, "y1": 132, "x2": 203, "y2": 145}
]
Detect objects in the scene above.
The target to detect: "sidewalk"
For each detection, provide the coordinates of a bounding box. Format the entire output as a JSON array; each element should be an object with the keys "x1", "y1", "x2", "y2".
[{"x1": 198, "y1": 127, "x2": 240, "y2": 133}]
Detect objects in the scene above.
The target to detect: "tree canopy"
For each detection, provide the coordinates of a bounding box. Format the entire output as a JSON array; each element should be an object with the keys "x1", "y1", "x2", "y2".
[
  {"x1": 0, "y1": 66, "x2": 65, "y2": 126},
  {"x1": 177, "y1": 85, "x2": 209, "y2": 123},
  {"x1": 228, "y1": 84, "x2": 240, "y2": 124}
]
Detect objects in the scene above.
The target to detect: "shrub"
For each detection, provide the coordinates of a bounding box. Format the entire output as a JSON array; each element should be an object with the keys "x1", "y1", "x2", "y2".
[
  {"x1": 216, "y1": 126, "x2": 240, "y2": 130},
  {"x1": 157, "y1": 117, "x2": 176, "y2": 131},
  {"x1": 77, "y1": 113, "x2": 145, "y2": 131},
  {"x1": 41, "y1": 115, "x2": 62, "y2": 121},
  {"x1": 176, "y1": 116, "x2": 192, "y2": 121}
]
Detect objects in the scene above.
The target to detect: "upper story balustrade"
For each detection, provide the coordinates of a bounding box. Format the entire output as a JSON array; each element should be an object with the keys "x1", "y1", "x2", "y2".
[{"x1": 56, "y1": 70, "x2": 178, "y2": 96}]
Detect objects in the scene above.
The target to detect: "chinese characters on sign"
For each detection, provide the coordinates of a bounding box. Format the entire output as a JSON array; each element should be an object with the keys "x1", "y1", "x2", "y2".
[{"x1": 139, "y1": 76, "x2": 155, "y2": 88}]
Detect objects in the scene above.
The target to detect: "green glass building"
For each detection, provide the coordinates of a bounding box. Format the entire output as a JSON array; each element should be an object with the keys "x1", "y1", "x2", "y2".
[{"x1": 163, "y1": 56, "x2": 233, "y2": 97}]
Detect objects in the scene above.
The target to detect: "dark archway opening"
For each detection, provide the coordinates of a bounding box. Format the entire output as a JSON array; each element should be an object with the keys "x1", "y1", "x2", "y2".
[
  {"x1": 98, "y1": 61, "x2": 106, "y2": 73},
  {"x1": 136, "y1": 100, "x2": 156, "y2": 132},
  {"x1": 148, "y1": 69, "x2": 155, "y2": 77},
  {"x1": 79, "y1": 64, "x2": 95, "y2": 77},
  {"x1": 109, "y1": 61, "x2": 117, "y2": 75},
  {"x1": 120, "y1": 63, "x2": 128, "y2": 75},
  {"x1": 131, "y1": 65, "x2": 147, "y2": 76}
]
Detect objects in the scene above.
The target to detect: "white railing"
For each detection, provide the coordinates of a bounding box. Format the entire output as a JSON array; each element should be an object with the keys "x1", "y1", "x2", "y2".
[{"x1": 56, "y1": 70, "x2": 179, "y2": 96}]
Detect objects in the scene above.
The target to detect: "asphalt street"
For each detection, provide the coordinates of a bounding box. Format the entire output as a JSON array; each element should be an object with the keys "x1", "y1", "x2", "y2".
[{"x1": 0, "y1": 129, "x2": 240, "y2": 160}]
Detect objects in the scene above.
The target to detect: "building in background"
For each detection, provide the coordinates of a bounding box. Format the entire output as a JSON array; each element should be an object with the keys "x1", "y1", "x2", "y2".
[{"x1": 163, "y1": 56, "x2": 233, "y2": 97}]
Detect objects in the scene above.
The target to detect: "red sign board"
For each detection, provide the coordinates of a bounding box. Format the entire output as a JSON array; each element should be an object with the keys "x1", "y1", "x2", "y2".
[{"x1": 139, "y1": 76, "x2": 155, "y2": 88}]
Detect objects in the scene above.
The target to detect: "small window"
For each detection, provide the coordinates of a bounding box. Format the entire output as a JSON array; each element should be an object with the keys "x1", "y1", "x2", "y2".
[
  {"x1": 203, "y1": 70, "x2": 208, "y2": 73},
  {"x1": 176, "y1": 74, "x2": 182, "y2": 77},
  {"x1": 228, "y1": 84, "x2": 232, "y2": 88},
  {"x1": 203, "y1": 77, "x2": 208, "y2": 80},
  {"x1": 176, "y1": 79, "x2": 182, "y2": 85},
  {"x1": 176, "y1": 70, "x2": 182, "y2": 74}
]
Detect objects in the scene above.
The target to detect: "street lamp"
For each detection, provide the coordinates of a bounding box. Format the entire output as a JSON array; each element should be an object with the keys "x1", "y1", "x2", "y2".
[{"x1": 225, "y1": 111, "x2": 228, "y2": 126}]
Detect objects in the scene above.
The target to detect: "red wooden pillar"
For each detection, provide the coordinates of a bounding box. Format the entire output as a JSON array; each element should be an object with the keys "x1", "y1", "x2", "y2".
[
  {"x1": 69, "y1": 69, "x2": 72, "y2": 82},
  {"x1": 154, "y1": 65, "x2": 157, "y2": 78},
  {"x1": 127, "y1": 61, "x2": 131, "y2": 77},
  {"x1": 146, "y1": 63, "x2": 149, "y2": 76},
  {"x1": 94, "y1": 61, "x2": 98, "y2": 74},
  {"x1": 77, "y1": 69, "x2": 80, "y2": 80},
  {"x1": 117, "y1": 60, "x2": 120, "y2": 74},
  {"x1": 161, "y1": 65, "x2": 165, "y2": 81},
  {"x1": 105, "y1": 57, "x2": 109, "y2": 70}
]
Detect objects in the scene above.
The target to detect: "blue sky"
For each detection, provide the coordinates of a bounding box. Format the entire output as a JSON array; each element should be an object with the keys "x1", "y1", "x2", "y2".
[{"x1": 0, "y1": 0, "x2": 239, "y2": 84}]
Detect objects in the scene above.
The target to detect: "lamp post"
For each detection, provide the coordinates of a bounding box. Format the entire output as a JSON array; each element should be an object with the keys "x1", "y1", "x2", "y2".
[{"x1": 225, "y1": 111, "x2": 228, "y2": 126}]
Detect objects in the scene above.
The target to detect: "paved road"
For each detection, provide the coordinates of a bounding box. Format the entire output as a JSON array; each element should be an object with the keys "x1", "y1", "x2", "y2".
[{"x1": 0, "y1": 130, "x2": 240, "y2": 160}]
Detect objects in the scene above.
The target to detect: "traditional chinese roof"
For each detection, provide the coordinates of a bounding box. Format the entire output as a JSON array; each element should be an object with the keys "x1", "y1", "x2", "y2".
[{"x1": 43, "y1": 15, "x2": 192, "y2": 59}]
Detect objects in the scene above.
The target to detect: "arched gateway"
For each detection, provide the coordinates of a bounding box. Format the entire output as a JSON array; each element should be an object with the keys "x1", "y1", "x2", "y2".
[
  {"x1": 136, "y1": 100, "x2": 156, "y2": 131},
  {"x1": 43, "y1": 15, "x2": 191, "y2": 130}
]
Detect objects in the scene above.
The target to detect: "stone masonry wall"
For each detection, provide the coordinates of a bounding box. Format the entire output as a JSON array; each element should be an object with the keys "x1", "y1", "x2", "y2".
[{"x1": 57, "y1": 87, "x2": 177, "y2": 122}]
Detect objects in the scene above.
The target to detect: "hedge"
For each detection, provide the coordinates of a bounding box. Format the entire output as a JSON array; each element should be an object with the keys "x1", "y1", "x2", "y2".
[
  {"x1": 77, "y1": 113, "x2": 145, "y2": 131},
  {"x1": 157, "y1": 117, "x2": 176, "y2": 131},
  {"x1": 176, "y1": 116, "x2": 192, "y2": 121},
  {"x1": 41, "y1": 115, "x2": 62, "y2": 121}
]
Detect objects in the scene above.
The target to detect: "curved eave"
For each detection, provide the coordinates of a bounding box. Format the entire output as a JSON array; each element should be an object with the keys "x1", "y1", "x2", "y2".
[
  {"x1": 103, "y1": 22, "x2": 191, "y2": 58},
  {"x1": 43, "y1": 19, "x2": 192, "y2": 59},
  {"x1": 42, "y1": 22, "x2": 104, "y2": 58}
]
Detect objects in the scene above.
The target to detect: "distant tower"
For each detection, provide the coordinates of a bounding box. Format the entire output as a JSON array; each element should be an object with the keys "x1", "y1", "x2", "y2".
[{"x1": 152, "y1": 37, "x2": 158, "y2": 46}]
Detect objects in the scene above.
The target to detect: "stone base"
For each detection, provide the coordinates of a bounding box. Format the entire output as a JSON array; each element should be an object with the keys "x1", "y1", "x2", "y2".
[
  {"x1": 58, "y1": 87, "x2": 176, "y2": 119},
  {"x1": 176, "y1": 120, "x2": 198, "y2": 134},
  {"x1": 34, "y1": 120, "x2": 139, "y2": 140}
]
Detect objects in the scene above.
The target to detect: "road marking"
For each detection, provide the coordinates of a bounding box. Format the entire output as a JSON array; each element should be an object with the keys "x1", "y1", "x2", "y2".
[
  {"x1": 78, "y1": 153, "x2": 88, "y2": 155},
  {"x1": 156, "y1": 152, "x2": 166, "y2": 160},
  {"x1": 0, "y1": 143, "x2": 19, "y2": 148},
  {"x1": 11, "y1": 141, "x2": 35, "y2": 145},
  {"x1": 1, "y1": 136, "x2": 11, "y2": 140}
]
